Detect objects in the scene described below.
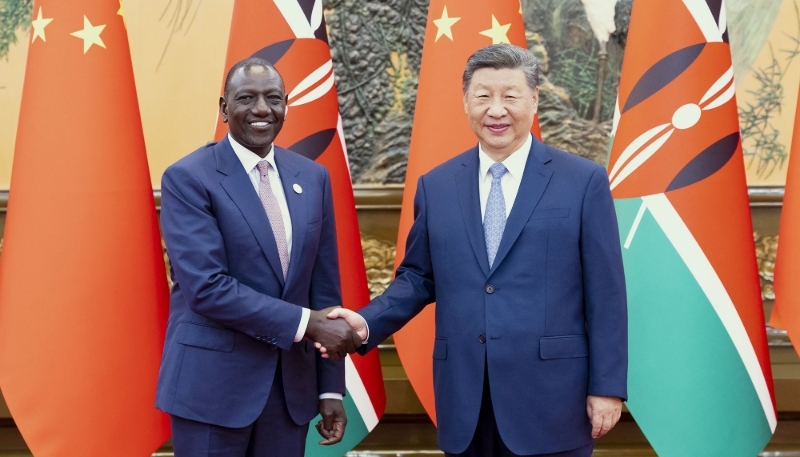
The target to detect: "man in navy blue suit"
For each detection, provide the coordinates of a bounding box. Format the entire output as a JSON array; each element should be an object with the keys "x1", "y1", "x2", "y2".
[
  {"x1": 327, "y1": 44, "x2": 628, "y2": 456},
  {"x1": 156, "y1": 58, "x2": 362, "y2": 457}
]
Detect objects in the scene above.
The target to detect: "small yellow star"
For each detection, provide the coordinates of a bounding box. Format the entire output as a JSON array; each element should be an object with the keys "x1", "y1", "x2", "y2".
[
  {"x1": 31, "y1": 7, "x2": 53, "y2": 43},
  {"x1": 433, "y1": 6, "x2": 460, "y2": 42},
  {"x1": 479, "y1": 15, "x2": 511, "y2": 44},
  {"x1": 118, "y1": 0, "x2": 126, "y2": 28},
  {"x1": 70, "y1": 16, "x2": 106, "y2": 53}
]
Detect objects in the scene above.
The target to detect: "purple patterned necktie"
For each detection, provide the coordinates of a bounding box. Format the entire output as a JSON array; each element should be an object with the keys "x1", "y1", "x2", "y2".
[{"x1": 256, "y1": 161, "x2": 289, "y2": 279}]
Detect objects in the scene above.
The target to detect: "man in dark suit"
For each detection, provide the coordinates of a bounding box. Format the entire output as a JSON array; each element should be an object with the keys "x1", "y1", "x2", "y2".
[
  {"x1": 156, "y1": 58, "x2": 362, "y2": 457},
  {"x1": 326, "y1": 44, "x2": 628, "y2": 456}
]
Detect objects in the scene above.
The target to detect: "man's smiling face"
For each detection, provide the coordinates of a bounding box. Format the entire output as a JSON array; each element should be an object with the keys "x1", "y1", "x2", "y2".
[
  {"x1": 220, "y1": 65, "x2": 287, "y2": 158},
  {"x1": 463, "y1": 67, "x2": 538, "y2": 160}
]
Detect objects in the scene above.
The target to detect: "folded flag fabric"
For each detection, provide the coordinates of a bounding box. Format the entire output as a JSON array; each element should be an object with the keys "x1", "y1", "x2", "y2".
[{"x1": 607, "y1": 1, "x2": 776, "y2": 455}]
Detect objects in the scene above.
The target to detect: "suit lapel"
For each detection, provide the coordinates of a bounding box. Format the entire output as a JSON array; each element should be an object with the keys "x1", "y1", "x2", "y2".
[
  {"x1": 215, "y1": 138, "x2": 286, "y2": 286},
  {"x1": 489, "y1": 138, "x2": 553, "y2": 275},
  {"x1": 274, "y1": 147, "x2": 306, "y2": 293},
  {"x1": 455, "y1": 147, "x2": 490, "y2": 277}
]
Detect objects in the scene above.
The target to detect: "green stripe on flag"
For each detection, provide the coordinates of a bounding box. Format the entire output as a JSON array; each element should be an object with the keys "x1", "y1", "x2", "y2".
[
  {"x1": 304, "y1": 389, "x2": 369, "y2": 456},
  {"x1": 616, "y1": 197, "x2": 772, "y2": 456}
]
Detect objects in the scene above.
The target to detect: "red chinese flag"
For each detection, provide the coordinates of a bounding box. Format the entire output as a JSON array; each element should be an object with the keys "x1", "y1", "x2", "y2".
[
  {"x1": 213, "y1": 1, "x2": 386, "y2": 451},
  {"x1": 0, "y1": 0, "x2": 170, "y2": 455},
  {"x1": 394, "y1": 0, "x2": 540, "y2": 423},
  {"x1": 772, "y1": 84, "x2": 800, "y2": 354}
]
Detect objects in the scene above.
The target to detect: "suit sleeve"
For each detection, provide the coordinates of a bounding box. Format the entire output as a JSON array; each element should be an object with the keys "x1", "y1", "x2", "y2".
[
  {"x1": 310, "y1": 170, "x2": 346, "y2": 395},
  {"x1": 358, "y1": 176, "x2": 437, "y2": 352},
  {"x1": 581, "y1": 166, "x2": 628, "y2": 400},
  {"x1": 161, "y1": 164, "x2": 303, "y2": 350}
]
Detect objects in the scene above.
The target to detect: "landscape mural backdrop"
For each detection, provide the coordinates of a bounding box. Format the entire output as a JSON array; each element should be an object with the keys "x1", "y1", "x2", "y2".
[{"x1": 1, "y1": 0, "x2": 798, "y2": 187}]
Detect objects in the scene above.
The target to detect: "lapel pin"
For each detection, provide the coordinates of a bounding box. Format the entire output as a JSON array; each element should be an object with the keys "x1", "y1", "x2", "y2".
[{"x1": 293, "y1": 183, "x2": 303, "y2": 194}]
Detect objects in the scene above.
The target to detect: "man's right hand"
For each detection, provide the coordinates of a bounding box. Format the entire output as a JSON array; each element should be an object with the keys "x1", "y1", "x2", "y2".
[
  {"x1": 316, "y1": 308, "x2": 368, "y2": 359},
  {"x1": 304, "y1": 307, "x2": 362, "y2": 361}
]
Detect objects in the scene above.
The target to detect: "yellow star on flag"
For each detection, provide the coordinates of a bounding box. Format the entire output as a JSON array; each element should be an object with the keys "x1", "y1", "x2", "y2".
[
  {"x1": 118, "y1": 0, "x2": 127, "y2": 28},
  {"x1": 31, "y1": 7, "x2": 53, "y2": 43},
  {"x1": 479, "y1": 15, "x2": 511, "y2": 44},
  {"x1": 70, "y1": 16, "x2": 107, "y2": 53},
  {"x1": 433, "y1": 6, "x2": 461, "y2": 42}
]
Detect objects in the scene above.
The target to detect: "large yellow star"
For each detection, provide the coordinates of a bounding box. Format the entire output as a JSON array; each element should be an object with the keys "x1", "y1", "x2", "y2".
[
  {"x1": 70, "y1": 16, "x2": 106, "y2": 53},
  {"x1": 118, "y1": 0, "x2": 126, "y2": 28},
  {"x1": 479, "y1": 15, "x2": 511, "y2": 44},
  {"x1": 433, "y1": 6, "x2": 460, "y2": 42},
  {"x1": 31, "y1": 7, "x2": 53, "y2": 43}
]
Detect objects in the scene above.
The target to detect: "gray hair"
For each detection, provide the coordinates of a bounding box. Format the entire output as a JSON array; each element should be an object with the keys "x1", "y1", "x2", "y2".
[{"x1": 462, "y1": 44, "x2": 539, "y2": 93}]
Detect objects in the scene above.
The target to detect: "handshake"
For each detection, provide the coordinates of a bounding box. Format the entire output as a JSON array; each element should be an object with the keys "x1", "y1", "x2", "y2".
[{"x1": 304, "y1": 307, "x2": 368, "y2": 360}]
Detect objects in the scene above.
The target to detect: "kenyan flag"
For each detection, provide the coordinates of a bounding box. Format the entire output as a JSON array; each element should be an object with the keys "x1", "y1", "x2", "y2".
[
  {"x1": 608, "y1": 0, "x2": 776, "y2": 455},
  {"x1": 214, "y1": 1, "x2": 386, "y2": 454}
]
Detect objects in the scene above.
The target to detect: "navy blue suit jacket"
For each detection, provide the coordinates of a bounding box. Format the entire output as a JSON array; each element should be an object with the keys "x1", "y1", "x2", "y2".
[
  {"x1": 156, "y1": 137, "x2": 344, "y2": 428},
  {"x1": 359, "y1": 137, "x2": 627, "y2": 455}
]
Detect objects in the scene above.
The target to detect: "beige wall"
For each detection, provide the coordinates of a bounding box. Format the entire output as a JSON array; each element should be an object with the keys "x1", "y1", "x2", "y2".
[
  {"x1": 0, "y1": 0, "x2": 234, "y2": 189},
  {"x1": 0, "y1": 28, "x2": 29, "y2": 190},
  {"x1": 736, "y1": 0, "x2": 800, "y2": 186}
]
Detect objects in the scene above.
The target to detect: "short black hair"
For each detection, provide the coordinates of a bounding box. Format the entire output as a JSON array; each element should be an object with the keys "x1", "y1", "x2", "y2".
[{"x1": 223, "y1": 57, "x2": 276, "y2": 97}]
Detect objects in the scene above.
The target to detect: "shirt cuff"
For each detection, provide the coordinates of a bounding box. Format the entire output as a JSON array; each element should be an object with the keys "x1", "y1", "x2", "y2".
[
  {"x1": 319, "y1": 393, "x2": 343, "y2": 400},
  {"x1": 294, "y1": 308, "x2": 310, "y2": 343},
  {"x1": 363, "y1": 319, "x2": 370, "y2": 345}
]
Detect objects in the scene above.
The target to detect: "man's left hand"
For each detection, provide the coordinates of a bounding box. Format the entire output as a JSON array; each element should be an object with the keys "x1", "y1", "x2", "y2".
[
  {"x1": 586, "y1": 395, "x2": 622, "y2": 439},
  {"x1": 317, "y1": 399, "x2": 347, "y2": 445}
]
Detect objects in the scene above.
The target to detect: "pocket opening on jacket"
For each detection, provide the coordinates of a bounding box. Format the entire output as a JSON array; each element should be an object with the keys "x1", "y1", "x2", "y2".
[
  {"x1": 175, "y1": 321, "x2": 235, "y2": 353},
  {"x1": 529, "y1": 208, "x2": 570, "y2": 220},
  {"x1": 539, "y1": 334, "x2": 587, "y2": 359}
]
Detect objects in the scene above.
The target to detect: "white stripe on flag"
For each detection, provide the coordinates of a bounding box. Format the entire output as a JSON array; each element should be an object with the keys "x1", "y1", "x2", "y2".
[
  {"x1": 681, "y1": 0, "x2": 723, "y2": 42},
  {"x1": 345, "y1": 355, "x2": 379, "y2": 431},
  {"x1": 644, "y1": 193, "x2": 777, "y2": 431},
  {"x1": 273, "y1": 0, "x2": 315, "y2": 38},
  {"x1": 336, "y1": 114, "x2": 352, "y2": 175}
]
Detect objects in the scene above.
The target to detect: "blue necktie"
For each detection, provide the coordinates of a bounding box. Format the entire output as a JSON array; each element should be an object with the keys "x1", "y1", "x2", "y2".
[{"x1": 484, "y1": 162, "x2": 508, "y2": 268}]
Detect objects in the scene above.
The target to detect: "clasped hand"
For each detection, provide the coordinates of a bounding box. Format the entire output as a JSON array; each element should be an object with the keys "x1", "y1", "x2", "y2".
[
  {"x1": 304, "y1": 307, "x2": 366, "y2": 360},
  {"x1": 304, "y1": 307, "x2": 367, "y2": 360}
]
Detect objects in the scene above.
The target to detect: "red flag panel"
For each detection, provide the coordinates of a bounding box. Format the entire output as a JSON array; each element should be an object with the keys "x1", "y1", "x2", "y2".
[{"x1": 0, "y1": 0, "x2": 171, "y2": 455}]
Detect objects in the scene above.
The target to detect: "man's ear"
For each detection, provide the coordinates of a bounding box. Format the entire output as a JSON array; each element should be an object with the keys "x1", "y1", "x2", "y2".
[{"x1": 219, "y1": 96, "x2": 229, "y2": 123}]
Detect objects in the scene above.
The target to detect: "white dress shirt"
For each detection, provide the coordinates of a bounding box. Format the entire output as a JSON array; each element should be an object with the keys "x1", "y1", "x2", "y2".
[
  {"x1": 229, "y1": 135, "x2": 340, "y2": 400},
  {"x1": 229, "y1": 137, "x2": 308, "y2": 339},
  {"x1": 478, "y1": 133, "x2": 532, "y2": 221}
]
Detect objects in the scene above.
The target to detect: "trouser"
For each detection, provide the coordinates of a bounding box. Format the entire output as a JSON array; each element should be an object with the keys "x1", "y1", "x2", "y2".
[
  {"x1": 445, "y1": 368, "x2": 594, "y2": 457},
  {"x1": 171, "y1": 359, "x2": 309, "y2": 457}
]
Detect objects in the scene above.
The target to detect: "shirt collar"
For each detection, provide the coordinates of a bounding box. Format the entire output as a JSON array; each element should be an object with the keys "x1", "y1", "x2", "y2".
[
  {"x1": 228, "y1": 133, "x2": 278, "y2": 176},
  {"x1": 478, "y1": 133, "x2": 532, "y2": 181}
]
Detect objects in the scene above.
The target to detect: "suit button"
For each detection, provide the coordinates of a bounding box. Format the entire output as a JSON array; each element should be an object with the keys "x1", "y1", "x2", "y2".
[
  {"x1": 485, "y1": 284, "x2": 494, "y2": 294},
  {"x1": 478, "y1": 334, "x2": 486, "y2": 344}
]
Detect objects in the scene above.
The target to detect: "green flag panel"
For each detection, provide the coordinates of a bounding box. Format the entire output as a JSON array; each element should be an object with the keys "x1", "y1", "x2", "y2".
[{"x1": 616, "y1": 198, "x2": 771, "y2": 456}]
